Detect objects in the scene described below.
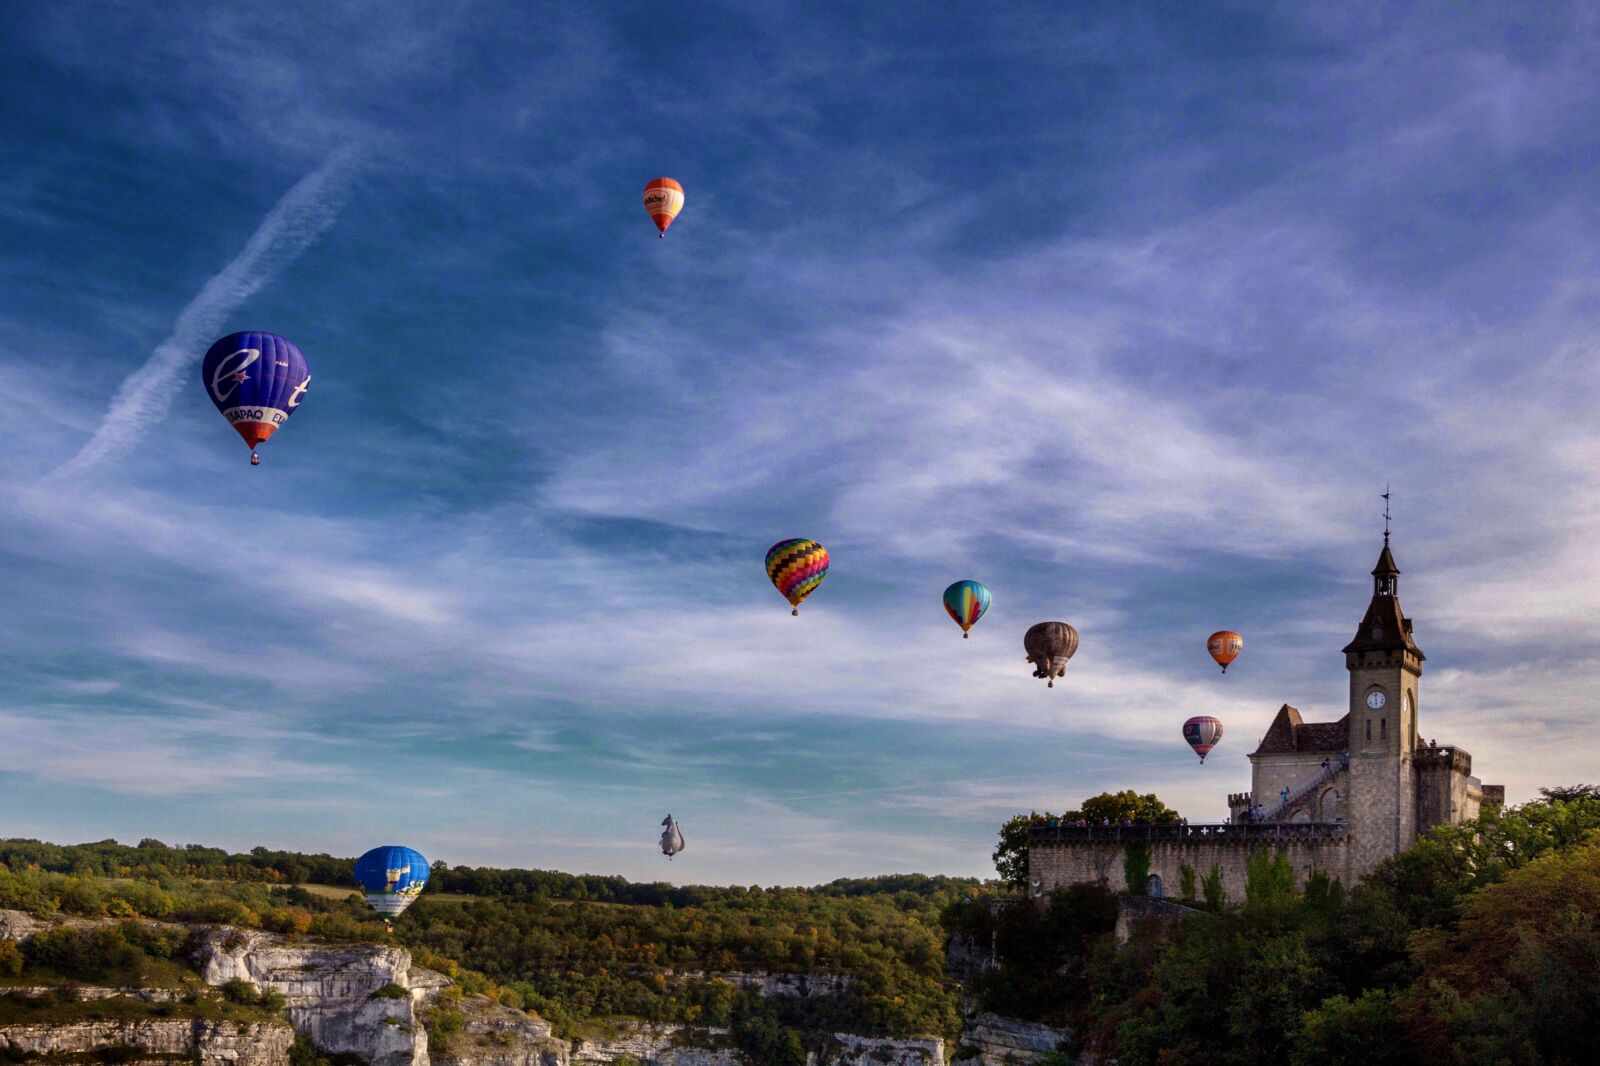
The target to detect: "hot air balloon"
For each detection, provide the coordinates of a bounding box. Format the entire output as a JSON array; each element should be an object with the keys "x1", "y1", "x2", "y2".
[
  {"x1": 1207, "y1": 630, "x2": 1243, "y2": 673},
  {"x1": 766, "y1": 539, "x2": 829, "y2": 615},
  {"x1": 660, "y1": 814, "x2": 685, "y2": 860},
  {"x1": 1183, "y1": 716, "x2": 1224, "y2": 763},
  {"x1": 1024, "y1": 621, "x2": 1079, "y2": 687},
  {"x1": 353, "y1": 845, "x2": 429, "y2": 924},
  {"x1": 943, "y1": 580, "x2": 992, "y2": 638},
  {"x1": 643, "y1": 178, "x2": 684, "y2": 237},
  {"x1": 200, "y1": 331, "x2": 311, "y2": 466}
]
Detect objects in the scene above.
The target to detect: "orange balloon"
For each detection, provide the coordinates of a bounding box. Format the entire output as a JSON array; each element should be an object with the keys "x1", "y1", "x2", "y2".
[
  {"x1": 1207, "y1": 630, "x2": 1243, "y2": 673},
  {"x1": 643, "y1": 178, "x2": 684, "y2": 237}
]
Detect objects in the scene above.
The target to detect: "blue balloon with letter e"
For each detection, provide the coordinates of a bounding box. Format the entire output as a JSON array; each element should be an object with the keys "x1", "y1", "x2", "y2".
[
  {"x1": 353, "y1": 845, "x2": 429, "y2": 922},
  {"x1": 200, "y1": 331, "x2": 310, "y2": 466}
]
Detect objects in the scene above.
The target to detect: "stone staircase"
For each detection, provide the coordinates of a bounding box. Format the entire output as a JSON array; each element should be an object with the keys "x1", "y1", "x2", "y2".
[{"x1": 1260, "y1": 751, "x2": 1349, "y2": 821}]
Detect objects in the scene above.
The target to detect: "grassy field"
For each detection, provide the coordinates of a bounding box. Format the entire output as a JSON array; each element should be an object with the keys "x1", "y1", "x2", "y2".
[{"x1": 296, "y1": 883, "x2": 478, "y2": 904}]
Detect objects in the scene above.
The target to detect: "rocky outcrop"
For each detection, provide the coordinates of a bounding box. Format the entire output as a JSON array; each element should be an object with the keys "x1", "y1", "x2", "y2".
[
  {"x1": 0, "y1": 1017, "x2": 294, "y2": 1064},
  {"x1": 0, "y1": 908, "x2": 51, "y2": 942},
  {"x1": 0, "y1": 985, "x2": 186, "y2": 1001},
  {"x1": 568, "y1": 1022, "x2": 742, "y2": 1065},
  {"x1": 812, "y1": 1033, "x2": 945, "y2": 1065},
  {"x1": 667, "y1": 970, "x2": 853, "y2": 998},
  {"x1": 951, "y1": 1013, "x2": 1073, "y2": 1065},
  {"x1": 428, "y1": 994, "x2": 567, "y2": 1066},
  {"x1": 198, "y1": 926, "x2": 429, "y2": 1066}
]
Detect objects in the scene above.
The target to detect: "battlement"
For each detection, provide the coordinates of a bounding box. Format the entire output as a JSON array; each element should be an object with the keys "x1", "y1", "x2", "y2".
[
  {"x1": 1415, "y1": 744, "x2": 1471, "y2": 775},
  {"x1": 1029, "y1": 821, "x2": 1347, "y2": 845},
  {"x1": 1227, "y1": 792, "x2": 1252, "y2": 807}
]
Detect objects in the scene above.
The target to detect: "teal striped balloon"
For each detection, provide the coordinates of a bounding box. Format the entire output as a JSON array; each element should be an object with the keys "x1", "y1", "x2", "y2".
[{"x1": 943, "y1": 580, "x2": 992, "y2": 637}]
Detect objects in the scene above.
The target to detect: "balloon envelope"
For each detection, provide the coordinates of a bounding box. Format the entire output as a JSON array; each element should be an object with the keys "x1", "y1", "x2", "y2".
[
  {"x1": 943, "y1": 580, "x2": 992, "y2": 636},
  {"x1": 1207, "y1": 630, "x2": 1243, "y2": 673},
  {"x1": 766, "y1": 539, "x2": 829, "y2": 614},
  {"x1": 660, "y1": 815, "x2": 685, "y2": 858},
  {"x1": 353, "y1": 845, "x2": 429, "y2": 920},
  {"x1": 1024, "y1": 621, "x2": 1079, "y2": 687},
  {"x1": 1184, "y1": 716, "x2": 1224, "y2": 762},
  {"x1": 200, "y1": 331, "x2": 310, "y2": 462},
  {"x1": 643, "y1": 178, "x2": 684, "y2": 236}
]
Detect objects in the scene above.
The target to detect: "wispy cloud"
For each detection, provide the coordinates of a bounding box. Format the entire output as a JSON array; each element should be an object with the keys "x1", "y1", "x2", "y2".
[{"x1": 40, "y1": 148, "x2": 360, "y2": 483}]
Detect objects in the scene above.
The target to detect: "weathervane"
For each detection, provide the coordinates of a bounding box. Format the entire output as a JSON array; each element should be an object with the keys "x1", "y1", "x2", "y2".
[{"x1": 1382, "y1": 484, "x2": 1391, "y2": 544}]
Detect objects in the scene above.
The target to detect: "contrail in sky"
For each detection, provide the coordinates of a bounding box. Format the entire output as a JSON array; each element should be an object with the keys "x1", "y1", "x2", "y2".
[{"x1": 43, "y1": 148, "x2": 360, "y2": 483}]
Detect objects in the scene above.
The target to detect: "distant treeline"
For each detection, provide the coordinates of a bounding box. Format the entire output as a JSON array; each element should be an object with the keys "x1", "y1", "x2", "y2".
[{"x1": 0, "y1": 837, "x2": 975, "y2": 906}]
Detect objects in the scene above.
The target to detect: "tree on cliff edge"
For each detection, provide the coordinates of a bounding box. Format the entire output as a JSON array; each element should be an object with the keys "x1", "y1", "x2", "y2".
[{"x1": 994, "y1": 792, "x2": 1179, "y2": 888}]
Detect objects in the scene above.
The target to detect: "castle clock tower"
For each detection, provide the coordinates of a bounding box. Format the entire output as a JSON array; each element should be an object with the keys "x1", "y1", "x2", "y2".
[{"x1": 1342, "y1": 534, "x2": 1425, "y2": 874}]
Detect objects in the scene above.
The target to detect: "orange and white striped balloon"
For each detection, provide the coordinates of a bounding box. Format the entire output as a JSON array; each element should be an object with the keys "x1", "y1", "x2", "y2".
[{"x1": 643, "y1": 178, "x2": 684, "y2": 237}]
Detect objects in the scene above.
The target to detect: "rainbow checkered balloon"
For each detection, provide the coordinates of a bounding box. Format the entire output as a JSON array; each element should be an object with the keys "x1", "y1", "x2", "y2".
[
  {"x1": 765, "y1": 539, "x2": 829, "y2": 615},
  {"x1": 942, "y1": 579, "x2": 992, "y2": 637}
]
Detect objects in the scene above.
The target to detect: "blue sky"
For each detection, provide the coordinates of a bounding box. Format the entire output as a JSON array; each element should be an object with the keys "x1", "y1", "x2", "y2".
[{"x1": 3, "y1": 2, "x2": 1600, "y2": 884}]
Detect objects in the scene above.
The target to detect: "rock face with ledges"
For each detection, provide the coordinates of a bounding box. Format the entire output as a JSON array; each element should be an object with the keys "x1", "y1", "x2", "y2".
[
  {"x1": 197, "y1": 926, "x2": 429, "y2": 1066},
  {"x1": 427, "y1": 994, "x2": 567, "y2": 1066},
  {"x1": 568, "y1": 1022, "x2": 743, "y2": 1065},
  {"x1": 0, "y1": 1018, "x2": 294, "y2": 1064},
  {"x1": 952, "y1": 1013, "x2": 1074, "y2": 1065},
  {"x1": 812, "y1": 1033, "x2": 945, "y2": 1065}
]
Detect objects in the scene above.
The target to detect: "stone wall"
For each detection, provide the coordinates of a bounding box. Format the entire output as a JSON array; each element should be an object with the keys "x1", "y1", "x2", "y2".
[
  {"x1": 1113, "y1": 896, "x2": 1206, "y2": 945},
  {"x1": 1030, "y1": 834, "x2": 1352, "y2": 900},
  {"x1": 1249, "y1": 751, "x2": 1328, "y2": 813},
  {"x1": 1414, "y1": 744, "x2": 1487, "y2": 834}
]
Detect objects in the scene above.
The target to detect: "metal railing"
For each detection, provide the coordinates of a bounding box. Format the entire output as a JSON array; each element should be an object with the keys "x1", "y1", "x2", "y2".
[{"x1": 1027, "y1": 821, "x2": 1347, "y2": 843}]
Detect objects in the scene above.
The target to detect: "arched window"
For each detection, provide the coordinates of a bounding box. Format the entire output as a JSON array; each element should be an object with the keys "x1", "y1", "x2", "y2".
[{"x1": 1147, "y1": 874, "x2": 1165, "y2": 899}]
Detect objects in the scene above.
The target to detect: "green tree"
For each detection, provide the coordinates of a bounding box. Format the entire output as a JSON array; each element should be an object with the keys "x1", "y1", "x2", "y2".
[
  {"x1": 1292, "y1": 990, "x2": 1413, "y2": 1066},
  {"x1": 1070, "y1": 791, "x2": 1179, "y2": 825},
  {"x1": 993, "y1": 811, "x2": 1055, "y2": 888}
]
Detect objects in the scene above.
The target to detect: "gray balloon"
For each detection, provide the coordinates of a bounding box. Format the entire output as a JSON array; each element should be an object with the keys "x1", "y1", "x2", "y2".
[
  {"x1": 660, "y1": 814, "x2": 685, "y2": 859},
  {"x1": 1024, "y1": 621, "x2": 1079, "y2": 688}
]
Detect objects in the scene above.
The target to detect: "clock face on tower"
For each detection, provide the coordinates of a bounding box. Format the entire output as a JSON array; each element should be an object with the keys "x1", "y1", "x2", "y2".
[{"x1": 1366, "y1": 690, "x2": 1387, "y2": 710}]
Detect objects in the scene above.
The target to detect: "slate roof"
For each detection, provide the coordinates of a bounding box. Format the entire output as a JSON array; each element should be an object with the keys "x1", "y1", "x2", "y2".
[
  {"x1": 1251, "y1": 704, "x2": 1350, "y2": 756},
  {"x1": 1341, "y1": 592, "x2": 1424, "y2": 657}
]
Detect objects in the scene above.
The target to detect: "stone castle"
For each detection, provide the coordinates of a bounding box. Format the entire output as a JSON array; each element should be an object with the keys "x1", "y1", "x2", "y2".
[{"x1": 1028, "y1": 537, "x2": 1504, "y2": 900}]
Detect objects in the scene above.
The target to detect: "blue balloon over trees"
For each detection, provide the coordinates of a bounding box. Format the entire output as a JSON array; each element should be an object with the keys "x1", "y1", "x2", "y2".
[
  {"x1": 353, "y1": 845, "x2": 429, "y2": 922},
  {"x1": 200, "y1": 331, "x2": 311, "y2": 466}
]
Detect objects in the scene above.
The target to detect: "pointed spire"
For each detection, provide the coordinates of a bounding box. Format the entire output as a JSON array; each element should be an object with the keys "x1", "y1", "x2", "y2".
[
  {"x1": 1344, "y1": 525, "x2": 1423, "y2": 661},
  {"x1": 1372, "y1": 487, "x2": 1398, "y2": 595}
]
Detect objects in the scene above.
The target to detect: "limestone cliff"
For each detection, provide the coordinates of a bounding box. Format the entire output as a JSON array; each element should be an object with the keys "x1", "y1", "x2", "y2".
[
  {"x1": 0, "y1": 1017, "x2": 294, "y2": 1064},
  {"x1": 0, "y1": 910, "x2": 951, "y2": 1066},
  {"x1": 950, "y1": 1013, "x2": 1074, "y2": 1065},
  {"x1": 198, "y1": 926, "x2": 435, "y2": 1066}
]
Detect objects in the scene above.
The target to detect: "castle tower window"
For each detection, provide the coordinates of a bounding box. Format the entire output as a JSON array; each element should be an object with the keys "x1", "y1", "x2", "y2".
[
  {"x1": 1366, "y1": 720, "x2": 1372, "y2": 743},
  {"x1": 1380, "y1": 718, "x2": 1386, "y2": 741}
]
